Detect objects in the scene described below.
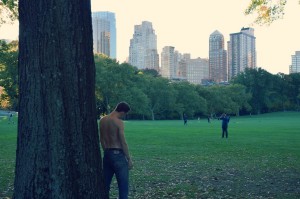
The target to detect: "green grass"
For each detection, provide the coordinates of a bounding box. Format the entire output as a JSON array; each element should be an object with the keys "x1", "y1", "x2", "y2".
[
  {"x1": 1, "y1": 112, "x2": 300, "y2": 198},
  {"x1": 0, "y1": 116, "x2": 17, "y2": 198}
]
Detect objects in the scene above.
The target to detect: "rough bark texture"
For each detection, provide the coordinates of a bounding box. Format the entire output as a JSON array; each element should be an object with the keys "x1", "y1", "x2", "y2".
[{"x1": 14, "y1": 0, "x2": 106, "y2": 198}]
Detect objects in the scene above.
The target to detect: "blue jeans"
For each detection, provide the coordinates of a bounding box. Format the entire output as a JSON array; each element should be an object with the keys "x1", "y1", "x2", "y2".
[{"x1": 103, "y1": 149, "x2": 129, "y2": 199}]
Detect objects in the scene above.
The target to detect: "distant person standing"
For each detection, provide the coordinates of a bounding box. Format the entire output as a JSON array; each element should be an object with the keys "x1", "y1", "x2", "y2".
[
  {"x1": 183, "y1": 113, "x2": 188, "y2": 125},
  {"x1": 207, "y1": 116, "x2": 210, "y2": 123},
  {"x1": 99, "y1": 101, "x2": 133, "y2": 199},
  {"x1": 8, "y1": 112, "x2": 14, "y2": 124},
  {"x1": 219, "y1": 113, "x2": 230, "y2": 138}
]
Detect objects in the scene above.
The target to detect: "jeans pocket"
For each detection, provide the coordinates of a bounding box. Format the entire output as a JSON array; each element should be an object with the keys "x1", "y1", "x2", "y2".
[{"x1": 113, "y1": 154, "x2": 128, "y2": 169}]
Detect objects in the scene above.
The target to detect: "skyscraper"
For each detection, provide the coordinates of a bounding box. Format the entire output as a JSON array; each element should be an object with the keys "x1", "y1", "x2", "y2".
[
  {"x1": 289, "y1": 51, "x2": 300, "y2": 74},
  {"x1": 129, "y1": 21, "x2": 159, "y2": 70},
  {"x1": 209, "y1": 30, "x2": 227, "y2": 83},
  {"x1": 92, "y1": 12, "x2": 116, "y2": 59},
  {"x1": 228, "y1": 27, "x2": 256, "y2": 79},
  {"x1": 161, "y1": 46, "x2": 176, "y2": 78}
]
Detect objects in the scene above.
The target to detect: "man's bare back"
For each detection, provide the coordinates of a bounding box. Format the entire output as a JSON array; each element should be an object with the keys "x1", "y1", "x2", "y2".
[
  {"x1": 100, "y1": 114, "x2": 123, "y2": 149},
  {"x1": 99, "y1": 107, "x2": 132, "y2": 169}
]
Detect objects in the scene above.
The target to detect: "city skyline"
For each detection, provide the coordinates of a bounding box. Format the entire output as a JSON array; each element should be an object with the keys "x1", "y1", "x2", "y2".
[
  {"x1": 1, "y1": 0, "x2": 299, "y2": 74},
  {"x1": 90, "y1": 0, "x2": 299, "y2": 75}
]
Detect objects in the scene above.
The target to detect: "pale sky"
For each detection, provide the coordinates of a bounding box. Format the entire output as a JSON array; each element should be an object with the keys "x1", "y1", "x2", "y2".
[{"x1": 1, "y1": 0, "x2": 299, "y2": 74}]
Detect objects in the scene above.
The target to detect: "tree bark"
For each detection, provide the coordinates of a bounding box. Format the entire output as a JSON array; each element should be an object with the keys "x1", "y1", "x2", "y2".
[{"x1": 14, "y1": 0, "x2": 106, "y2": 198}]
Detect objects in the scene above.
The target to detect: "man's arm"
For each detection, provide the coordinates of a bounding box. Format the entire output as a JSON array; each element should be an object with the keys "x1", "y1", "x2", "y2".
[
  {"x1": 118, "y1": 120, "x2": 133, "y2": 169},
  {"x1": 99, "y1": 119, "x2": 106, "y2": 150}
]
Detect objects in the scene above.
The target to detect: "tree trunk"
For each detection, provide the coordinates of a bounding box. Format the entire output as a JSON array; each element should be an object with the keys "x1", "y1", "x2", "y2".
[
  {"x1": 151, "y1": 109, "x2": 155, "y2": 120},
  {"x1": 14, "y1": 0, "x2": 106, "y2": 198}
]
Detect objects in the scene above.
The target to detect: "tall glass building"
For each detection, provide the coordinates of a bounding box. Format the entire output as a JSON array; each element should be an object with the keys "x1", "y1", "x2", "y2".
[
  {"x1": 228, "y1": 27, "x2": 256, "y2": 80},
  {"x1": 129, "y1": 21, "x2": 159, "y2": 70},
  {"x1": 289, "y1": 51, "x2": 300, "y2": 74},
  {"x1": 92, "y1": 11, "x2": 116, "y2": 59},
  {"x1": 209, "y1": 30, "x2": 227, "y2": 83}
]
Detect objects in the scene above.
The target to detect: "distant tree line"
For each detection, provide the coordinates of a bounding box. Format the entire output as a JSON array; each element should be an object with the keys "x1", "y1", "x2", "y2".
[
  {"x1": 1, "y1": 44, "x2": 299, "y2": 119},
  {"x1": 94, "y1": 55, "x2": 300, "y2": 119}
]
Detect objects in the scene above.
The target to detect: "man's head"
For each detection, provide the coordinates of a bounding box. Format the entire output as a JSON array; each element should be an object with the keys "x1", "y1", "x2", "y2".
[{"x1": 115, "y1": 101, "x2": 131, "y2": 113}]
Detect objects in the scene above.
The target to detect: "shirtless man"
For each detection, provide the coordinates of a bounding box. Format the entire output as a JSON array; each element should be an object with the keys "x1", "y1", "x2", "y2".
[{"x1": 99, "y1": 101, "x2": 133, "y2": 199}]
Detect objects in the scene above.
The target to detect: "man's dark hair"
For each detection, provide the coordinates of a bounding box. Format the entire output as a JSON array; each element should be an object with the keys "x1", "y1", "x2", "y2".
[{"x1": 115, "y1": 101, "x2": 131, "y2": 113}]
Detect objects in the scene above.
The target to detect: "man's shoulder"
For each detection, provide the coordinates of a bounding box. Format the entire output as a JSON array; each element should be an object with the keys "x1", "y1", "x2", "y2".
[
  {"x1": 100, "y1": 115, "x2": 122, "y2": 125},
  {"x1": 100, "y1": 115, "x2": 108, "y2": 121},
  {"x1": 100, "y1": 115, "x2": 112, "y2": 125}
]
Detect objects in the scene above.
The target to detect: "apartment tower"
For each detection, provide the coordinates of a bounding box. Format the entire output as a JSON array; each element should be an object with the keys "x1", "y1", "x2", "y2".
[
  {"x1": 228, "y1": 27, "x2": 256, "y2": 79},
  {"x1": 187, "y1": 58, "x2": 209, "y2": 85},
  {"x1": 160, "y1": 46, "x2": 176, "y2": 79},
  {"x1": 209, "y1": 30, "x2": 227, "y2": 83},
  {"x1": 129, "y1": 21, "x2": 159, "y2": 70},
  {"x1": 289, "y1": 51, "x2": 300, "y2": 74}
]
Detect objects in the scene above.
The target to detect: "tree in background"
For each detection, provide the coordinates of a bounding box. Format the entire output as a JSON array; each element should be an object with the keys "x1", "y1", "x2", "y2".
[
  {"x1": 14, "y1": 0, "x2": 106, "y2": 198},
  {"x1": 142, "y1": 76, "x2": 176, "y2": 120},
  {"x1": 172, "y1": 82, "x2": 206, "y2": 119},
  {"x1": 223, "y1": 84, "x2": 252, "y2": 116},
  {"x1": 0, "y1": 0, "x2": 18, "y2": 24},
  {"x1": 285, "y1": 73, "x2": 300, "y2": 110},
  {"x1": 195, "y1": 85, "x2": 225, "y2": 118},
  {"x1": 232, "y1": 68, "x2": 300, "y2": 114},
  {"x1": 268, "y1": 73, "x2": 290, "y2": 111},
  {"x1": 245, "y1": 0, "x2": 299, "y2": 25},
  {"x1": 95, "y1": 55, "x2": 122, "y2": 113},
  {"x1": 0, "y1": 40, "x2": 18, "y2": 110},
  {"x1": 95, "y1": 55, "x2": 150, "y2": 119},
  {"x1": 232, "y1": 68, "x2": 274, "y2": 114}
]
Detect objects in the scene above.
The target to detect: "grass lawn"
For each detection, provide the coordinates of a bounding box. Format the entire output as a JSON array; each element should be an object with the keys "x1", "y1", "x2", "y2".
[
  {"x1": 0, "y1": 115, "x2": 17, "y2": 198},
  {"x1": 1, "y1": 112, "x2": 300, "y2": 198}
]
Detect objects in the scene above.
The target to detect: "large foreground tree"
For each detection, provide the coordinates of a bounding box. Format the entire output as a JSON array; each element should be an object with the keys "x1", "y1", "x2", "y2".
[{"x1": 14, "y1": 0, "x2": 106, "y2": 198}]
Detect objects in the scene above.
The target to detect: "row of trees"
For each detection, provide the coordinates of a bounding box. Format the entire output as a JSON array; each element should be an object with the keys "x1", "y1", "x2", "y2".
[
  {"x1": 95, "y1": 55, "x2": 252, "y2": 120},
  {"x1": 1, "y1": 44, "x2": 299, "y2": 119},
  {"x1": 95, "y1": 54, "x2": 299, "y2": 119},
  {"x1": 233, "y1": 68, "x2": 300, "y2": 114}
]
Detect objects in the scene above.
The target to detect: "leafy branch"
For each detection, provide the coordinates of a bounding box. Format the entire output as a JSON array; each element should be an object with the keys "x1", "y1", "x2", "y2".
[
  {"x1": 245, "y1": 0, "x2": 291, "y2": 25},
  {"x1": 0, "y1": 0, "x2": 18, "y2": 25}
]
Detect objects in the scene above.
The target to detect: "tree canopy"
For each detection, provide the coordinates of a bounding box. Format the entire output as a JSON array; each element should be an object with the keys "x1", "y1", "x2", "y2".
[
  {"x1": 94, "y1": 55, "x2": 300, "y2": 119},
  {"x1": 245, "y1": 0, "x2": 299, "y2": 25},
  {"x1": 0, "y1": 0, "x2": 18, "y2": 24},
  {"x1": 0, "y1": 40, "x2": 18, "y2": 109}
]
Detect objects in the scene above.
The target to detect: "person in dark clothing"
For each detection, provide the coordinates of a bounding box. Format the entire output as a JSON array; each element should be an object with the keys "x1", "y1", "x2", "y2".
[
  {"x1": 183, "y1": 113, "x2": 188, "y2": 125},
  {"x1": 219, "y1": 113, "x2": 230, "y2": 138},
  {"x1": 207, "y1": 116, "x2": 210, "y2": 123},
  {"x1": 8, "y1": 112, "x2": 14, "y2": 124}
]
